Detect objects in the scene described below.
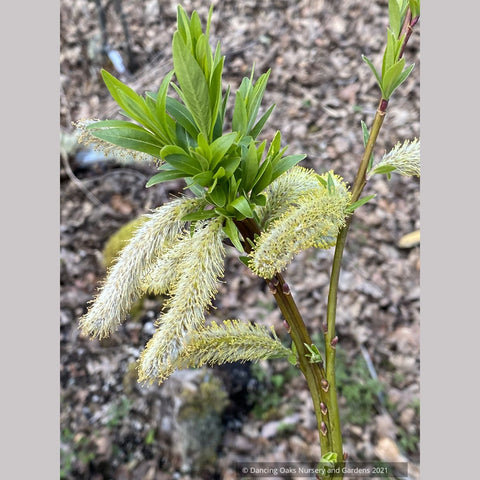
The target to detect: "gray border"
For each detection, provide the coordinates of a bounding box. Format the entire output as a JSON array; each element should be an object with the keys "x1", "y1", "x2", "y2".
[
  {"x1": 3, "y1": 1, "x2": 60, "y2": 477},
  {"x1": 420, "y1": 1, "x2": 478, "y2": 478}
]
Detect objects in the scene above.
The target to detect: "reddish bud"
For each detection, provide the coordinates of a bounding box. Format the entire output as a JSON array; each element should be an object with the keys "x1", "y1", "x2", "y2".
[
  {"x1": 267, "y1": 281, "x2": 277, "y2": 294},
  {"x1": 282, "y1": 282, "x2": 291, "y2": 295},
  {"x1": 320, "y1": 422, "x2": 328, "y2": 436},
  {"x1": 320, "y1": 378, "x2": 329, "y2": 392},
  {"x1": 283, "y1": 319, "x2": 291, "y2": 333},
  {"x1": 320, "y1": 402, "x2": 328, "y2": 416},
  {"x1": 330, "y1": 336, "x2": 339, "y2": 348}
]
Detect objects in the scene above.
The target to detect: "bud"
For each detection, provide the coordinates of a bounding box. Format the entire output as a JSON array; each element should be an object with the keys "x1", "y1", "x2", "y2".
[
  {"x1": 282, "y1": 282, "x2": 291, "y2": 295},
  {"x1": 320, "y1": 422, "x2": 328, "y2": 436},
  {"x1": 267, "y1": 280, "x2": 277, "y2": 294},
  {"x1": 330, "y1": 336, "x2": 339, "y2": 348},
  {"x1": 320, "y1": 402, "x2": 328, "y2": 416},
  {"x1": 320, "y1": 378, "x2": 330, "y2": 392}
]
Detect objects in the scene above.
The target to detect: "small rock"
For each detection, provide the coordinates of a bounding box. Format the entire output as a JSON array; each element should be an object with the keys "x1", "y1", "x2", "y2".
[
  {"x1": 375, "y1": 414, "x2": 397, "y2": 439},
  {"x1": 374, "y1": 437, "x2": 405, "y2": 463},
  {"x1": 399, "y1": 407, "x2": 416, "y2": 430}
]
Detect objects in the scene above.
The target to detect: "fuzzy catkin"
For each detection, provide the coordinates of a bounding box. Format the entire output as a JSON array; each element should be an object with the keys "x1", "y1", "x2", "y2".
[
  {"x1": 79, "y1": 197, "x2": 204, "y2": 339},
  {"x1": 251, "y1": 173, "x2": 351, "y2": 279},
  {"x1": 177, "y1": 319, "x2": 291, "y2": 368},
  {"x1": 138, "y1": 217, "x2": 227, "y2": 384},
  {"x1": 370, "y1": 138, "x2": 420, "y2": 178},
  {"x1": 257, "y1": 166, "x2": 323, "y2": 228}
]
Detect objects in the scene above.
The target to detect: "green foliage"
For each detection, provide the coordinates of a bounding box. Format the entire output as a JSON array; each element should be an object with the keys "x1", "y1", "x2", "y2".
[
  {"x1": 106, "y1": 396, "x2": 132, "y2": 428},
  {"x1": 335, "y1": 348, "x2": 384, "y2": 426},
  {"x1": 60, "y1": 428, "x2": 96, "y2": 479},
  {"x1": 82, "y1": 5, "x2": 307, "y2": 251},
  {"x1": 248, "y1": 362, "x2": 299, "y2": 421},
  {"x1": 362, "y1": 0, "x2": 415, "y2": 100}
]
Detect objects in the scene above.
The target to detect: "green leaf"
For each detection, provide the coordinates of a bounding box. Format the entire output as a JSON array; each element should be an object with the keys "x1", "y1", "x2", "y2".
[
  {"x1": 89, "y1": 122, "x2": 163, "y2": 157},
  {"x1": 388, "y1": 0, "x2": 402, "y2": 37},
  {"x1": 238, "y1": 255, "x2": 251, "y2": 268},
  {"x1": 172, "y1": 31, "x2": 211, "y2": 138},
  {"x1": 251, "y1": 193, "x2": 267, "y2": 207},
  {"x1": 192, "y1": 170, "x2": 213, "y2": 187},
  {"x1": 249, "y1": 104, "x2": 275, "y2": 139},
  {"x1": 382, "y1": 29, "x2": 398, "y2": 78},
  {"x1": 362, "y1": 55, "x2": 383, "y2": 92},
  {"x1": 346, "y1": 194, "x2": 376, "y2": 213},
  {"x1": 160, "y1": 145, "x2": 202, "y2": 175},
  {"x1": 232, "y1": 90, "x2": 248, "y2": 134},
  {"x1": 271, "y1": 154, "x2": 306, "y2": 181},
  {"x1": 182, "y1": 209, "x2": 218, "y2": 221},
  {"x1": 230, "y1": 195, "x2": 254, "y2": 218},
  {"x1": 386, "y1": 63, "x2": 415, "y2": 99},
  {"x1": 250, "y1": 161, "x2": 273, "y2": 197},
  {"x1": 246, "y1": 70, "x2": 271, "y2": 132},
  {"x1": 208, "y1": 182, "x2": 228, "y2": 207},
  {"x1": 241, "y1": 140, "x2": 260, "y2": 192},
  {"x1": 101, "y1": 70, "x2": 165, "y2": 139},
  {"x1": 219, "y1": 155, "x2": 242, "y2": 179},
  {"x1": 382, "y1": 58, "x2": 406, "y2": 99},
  {"x1": 166, "y1": 96, "x2": 200, "y2": 140},
  {"x1": 154, "y1": 70, "x2": 176, "y2": 144},
  {"x1": 209, "y1": 57, "x2": 225, "y2": 138},
  {"x1": 223, "y1": 217, "x2": 244, "y2": 252},
  {"x1": 409, "y1": 0, "x2": 420, "y2": 18},
  {"x1": 210, "y1": 132, "x2": 237, "y2": 168},
  {"x1": 373, "y1": 164, "x2": 397, "y2": 175},
  {"x1": 146, "y1": 170, "x2": 185, "y2": 187}
]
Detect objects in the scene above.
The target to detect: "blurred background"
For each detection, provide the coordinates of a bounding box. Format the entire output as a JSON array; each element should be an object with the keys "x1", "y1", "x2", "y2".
[{"x1": 60, "y1": 0, "x2": 420, "y2": 478}]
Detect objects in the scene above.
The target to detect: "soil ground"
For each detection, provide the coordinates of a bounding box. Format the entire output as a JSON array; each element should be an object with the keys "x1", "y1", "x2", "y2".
[{"x1": 60, "y1": 1, "x2": 420, "y2": 479}]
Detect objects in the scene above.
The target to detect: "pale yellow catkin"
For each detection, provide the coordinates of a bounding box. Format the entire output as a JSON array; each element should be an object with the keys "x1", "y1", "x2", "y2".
[
  {"x1": 137, "y1": 217, "x2": 226, "y2": 384},
  {"x1": 251, "y1": 172, "x2": 351, "y2": 279},
  {"x1": 177, "y1": 319, "x2": 291, "y2": 368},
  {"x1": 79, "y1": 197, "x2": 204, "y2": 339}
]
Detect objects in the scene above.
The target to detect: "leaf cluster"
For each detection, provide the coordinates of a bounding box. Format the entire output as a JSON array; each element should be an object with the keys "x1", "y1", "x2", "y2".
[
  {"x1": 362, "y1": 0, "x2": 417, "y2": 100},
  {"x1": 85, "y1": 5, "x2": 305, "y2": 250}
]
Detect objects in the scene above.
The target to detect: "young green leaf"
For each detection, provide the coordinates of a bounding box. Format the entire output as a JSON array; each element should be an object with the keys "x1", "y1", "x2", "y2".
[
  {"x1": 346, "y1": 194, "x2": 376, "y2": 213},
  {"x1": 172, "y1": 31, "x2": 211, "y2": 139},
  {"x1": 232, "y1": 90, "x2": 248, "y2": 134},
  {"x1": 166, "y1": 96, "x2": 200, "y2": 140},
  {"x1": 223, "y1": 217, "x2": 244, "y2": 252},
  {"x1": 230, "y1": 195, "x2": 254, "y2": 218},
  {"x1": 146, "y1": 170, "x2": 186, "y2": 187},
  {"x1": 210, "y1": 132, "x2": 237, "y2": 169},
  {"x1": 372, "y1": 164, "x2": 398, "y2": 175},
  {"x1": 362, "y1": 55, "x2": 383, "y2": 92},
  {"x1": 388, "y1": 0, "x2": 402, "y2": 37},
  {"x1": 88, "y1": 121, "x2": 163, "y2": 157}
]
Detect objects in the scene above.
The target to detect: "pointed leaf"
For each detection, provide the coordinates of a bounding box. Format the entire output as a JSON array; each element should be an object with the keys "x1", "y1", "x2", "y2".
[
  {"x1": 89, "y1": 123, "x2": 163, "y2": 157},
  {"x1": 146, "y1": 170, "x2": 185, "y2": 187},
  {"x1": 230, "y1": 195, "x2": 254, "y2": 218},
  {"x1": 249, "y1": 104, "x2": 275, "y2": 139},
  {"x1": 172, "y1": 31, "x2": 211, "y2": 138},
  {"x1": 271, "y1": 154, "x2": 306, "y2": 181},
  {"x1": 223, "y1": 217, "x2": 244, "y2": 252},
  {"x1": 166, "y1": 96, "x2": 200, "y2": 140},
  {"x1": 346, "y1": 194, "x2": 376, "y2": 213}
]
